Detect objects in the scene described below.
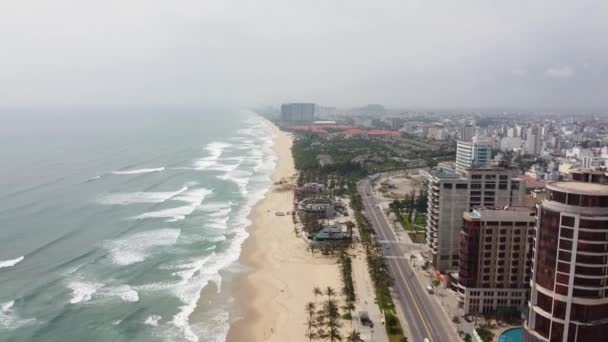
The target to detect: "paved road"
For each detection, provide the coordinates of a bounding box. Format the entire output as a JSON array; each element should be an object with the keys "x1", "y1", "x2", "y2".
[{"x1": 358, "y1": 178, "x2": 460, "y2": 342}]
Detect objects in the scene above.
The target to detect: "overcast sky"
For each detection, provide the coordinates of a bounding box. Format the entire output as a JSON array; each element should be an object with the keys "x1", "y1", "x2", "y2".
[{"x1": 1, "y1": 0, "x2": 607, "y2": 111}]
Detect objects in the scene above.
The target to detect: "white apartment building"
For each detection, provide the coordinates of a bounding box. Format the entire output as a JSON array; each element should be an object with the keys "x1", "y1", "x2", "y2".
[{"x1": 456, "y1": 140, "x2": 493, "y2": 175}]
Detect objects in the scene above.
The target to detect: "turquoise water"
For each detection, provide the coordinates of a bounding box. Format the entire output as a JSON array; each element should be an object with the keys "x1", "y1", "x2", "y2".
[
  {"x1": 0, "y1": 109, "x2": 276, "y2": 342},
  {"x1": 499, "y1": 327, "x2": 523, "y2": 342}
]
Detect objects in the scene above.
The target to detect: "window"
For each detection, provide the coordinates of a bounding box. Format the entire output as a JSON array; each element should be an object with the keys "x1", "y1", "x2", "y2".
[
  {"x1": 472, "y1": 174, "x2": 482, "y2": 179},
  {"x1": 512, "y1": 181, "x2": 520, "y2": 190},
  {"x1": 456, "y1": 184, "x2": 468, "y2": 189},
  {"x1": 485, "y1": 183, "x2": 496, "y2": 189},
  {"x1": 500, "y1": 175, "x2": 508, "y2": 180},
  {"x1": 471, "y1": 183, "x2": 482, "y2": 189},
  {"x1": 443, "y1": 183, "x2": 453, "y2": 189},
  {"x1": 561, "y1": 216, "x2": 575, "y2": 227}
]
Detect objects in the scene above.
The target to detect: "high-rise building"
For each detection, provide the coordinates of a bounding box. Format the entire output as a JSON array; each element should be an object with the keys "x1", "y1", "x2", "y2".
[
  {"x1": 461, "y1": 125, "x2": 476, "y2": 142},
  {"x1": 280, "y1": 103, "x2": 315, "y2": 124},
  {"x1": 391, "y1": 117, "x2": 404, "y2": 130},
  {"x1": 456, "y1": 140, "x2": 493, "y2": 175},
  {"x1": 524, "y1": 170, "x2": 608, "y2": 342},
  {"x1": 526, "y1": 126, "x2": 542, "y2": 156},
  {"x1": 458, "y1": 207, "x2": 536, "y2": 314},
  {"x1": 425, "y1": 163, "x2": 528, "y2": 271}
]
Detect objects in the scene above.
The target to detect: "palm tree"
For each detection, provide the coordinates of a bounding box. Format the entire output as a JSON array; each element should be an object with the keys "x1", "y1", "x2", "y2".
[
  {"x1": 327, "y1": 324, "x2": 342, "y2": 342},
  {"x1": 325, "y1": 286, "x2": 336, "y2": 301},
  {"x1": 346, "y1": 330, "x2": 364, "y2": 342},
  {"x1": 313, "y1": 287, "x2": 322, "y2": 302},
  {"x1": 305, "y1": 318, "x2": 317, "y2": 342},
  {"x1": 305, "y1": 302, "x2": 316, "y2": 342},
  {"x1": 305, "y1": 302, "x2": 316, "y2": 320}
]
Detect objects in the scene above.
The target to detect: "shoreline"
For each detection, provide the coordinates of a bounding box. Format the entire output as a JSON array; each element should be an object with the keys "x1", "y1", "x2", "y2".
[{"x1": 224, "y1": 120, "x2": 344, "y2": 342}]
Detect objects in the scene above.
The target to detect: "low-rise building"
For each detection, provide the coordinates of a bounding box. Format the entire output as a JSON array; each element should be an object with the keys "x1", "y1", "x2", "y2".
[{"x1": 298, "y1": 198, "x2": 336, "y2": 218}]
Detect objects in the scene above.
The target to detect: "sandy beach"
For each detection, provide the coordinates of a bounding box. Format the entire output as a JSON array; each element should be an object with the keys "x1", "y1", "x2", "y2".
[{"x1": 225, "y1": 122, "x2": 344, "y2": 342}]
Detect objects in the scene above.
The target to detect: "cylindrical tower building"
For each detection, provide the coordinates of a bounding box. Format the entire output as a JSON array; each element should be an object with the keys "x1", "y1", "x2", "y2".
[{"x1": 524, "y1": 170, "x2": 608, "y2": 341}]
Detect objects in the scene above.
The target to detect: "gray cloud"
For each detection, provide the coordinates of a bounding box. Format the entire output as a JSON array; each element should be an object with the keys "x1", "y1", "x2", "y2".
[
  {"x1": 545, "y1": 66, "x2": 574, "y2": 79},
  {"x1": 0, "y1": 0, "x2": 607, "y2": 111}
]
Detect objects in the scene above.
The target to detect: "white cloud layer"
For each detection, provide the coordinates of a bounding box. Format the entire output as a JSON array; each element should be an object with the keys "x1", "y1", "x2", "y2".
[{"x1": 0, "y1": 0, "x2": 607, "y2": 110}]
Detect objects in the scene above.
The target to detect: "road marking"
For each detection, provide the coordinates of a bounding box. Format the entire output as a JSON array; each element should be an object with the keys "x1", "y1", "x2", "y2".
[{"x1": 362, "y1": 191, "x2": 435, "y2": 342}]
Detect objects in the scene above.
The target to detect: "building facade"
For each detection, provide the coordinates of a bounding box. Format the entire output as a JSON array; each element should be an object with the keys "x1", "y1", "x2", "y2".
[
  {"x1": 458, "y1": 207, "x2": 536, "y2": 314},
  {"x1": 425, "y1": 164, "x2": 528, "y2": 271},
  {"x1": 281, "y1": 103, "x2": 315, "y2": 124},
  {"x1": 524, "y1": 170, "x2": 608, "y2": 342},
  {"x1": 461, "y1": 125, "x2": 476, "y2": 142},
  {"x1": 526, "y1": 126, "x2": 542, "y2": 156},
  {"x1": 456, "y1": 140, "x2": 493, "y2": 175}
]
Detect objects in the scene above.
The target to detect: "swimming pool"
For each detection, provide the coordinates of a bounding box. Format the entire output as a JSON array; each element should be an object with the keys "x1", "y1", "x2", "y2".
[{"x1": 498, "y1": 327, "x2": 523, "y2": 342}]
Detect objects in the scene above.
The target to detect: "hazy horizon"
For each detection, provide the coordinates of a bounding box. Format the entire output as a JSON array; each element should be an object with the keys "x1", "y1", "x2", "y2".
[{"x1": 1, "y1": 1, "x2": 607, "y2": 112}]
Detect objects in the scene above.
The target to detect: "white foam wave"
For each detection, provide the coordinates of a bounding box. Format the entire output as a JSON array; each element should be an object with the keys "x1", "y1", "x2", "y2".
[
  {"x1": 112, "y1": 167, "x2": 165, "y2": 175},
  {"x1": 217, "y1": 170, "x2": 253, "y2": 196},
  {"x1": 111, "y1": 285, "x2": 140, "y2": 303},
  {"x1": 106, "y1": 228, "x2": 181, "y2": 266},
  {"x1": 207, "y1": 216, "x2": 229, "y2": 230},
  {"x1": 67, "y1": 281, "x2": 103, "y2": 304},
  {"x1": 132, "y1": 188, "x2": 212, "y2": 222},
  {"x1": 193, "y1": 142, "x2": 232, "y2": 170},
  {"x1": 86, "y1": 175, "x2": 102, "y2": 182},
  {"x1": 98, "y1": 186, "x2": 188, "y2": 205},
  {"x1": 198, "y1": 201, "x2": 232, "y2": 212},
  {"x1": 144, "y1": 315, "x2": 162, "y2": 326},
  {"x1": 0, "y1": 256, "x2": 24, "y2": 269},
  {"x1": 207, "y1": 208, "x2": 232, "y2": 218},
  {"x1": 0, "y1": 301, "x2": 35, "y2": 330}
]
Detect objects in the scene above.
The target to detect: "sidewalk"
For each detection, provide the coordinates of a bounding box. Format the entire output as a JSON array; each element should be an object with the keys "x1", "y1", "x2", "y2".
[{"x1": 350, "y1": 245, "x2": 389, "y2": 342}]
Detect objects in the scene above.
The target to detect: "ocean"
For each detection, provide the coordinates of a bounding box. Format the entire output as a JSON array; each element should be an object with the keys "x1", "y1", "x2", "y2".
[{"x1": 0, "y1": 109, "x2": 276, "y2": 342}]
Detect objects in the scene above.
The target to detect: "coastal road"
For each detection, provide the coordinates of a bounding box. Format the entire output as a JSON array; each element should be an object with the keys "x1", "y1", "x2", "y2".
[{"x1": 357, "y1": 178, "x2": 460, "y2": 342}]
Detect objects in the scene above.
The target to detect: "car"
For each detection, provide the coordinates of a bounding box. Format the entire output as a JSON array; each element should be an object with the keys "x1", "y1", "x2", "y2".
[{"x1": 426, "y1": 285, "x2": 434, "y2": 294}]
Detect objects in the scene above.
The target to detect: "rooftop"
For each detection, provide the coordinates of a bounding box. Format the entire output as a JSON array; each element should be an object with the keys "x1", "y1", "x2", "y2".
[
  {"x1": 547, "y1": 181, "x2": 608, "y2": 195},
  {"x1": 464, "y1": 207, "x2": 536, "y2": 222}
]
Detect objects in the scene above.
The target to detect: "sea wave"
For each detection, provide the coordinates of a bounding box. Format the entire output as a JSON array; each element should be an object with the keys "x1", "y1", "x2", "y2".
[
  {"x1": 67, "y1": 281, "x2": 103, "y2": 304},
  {"x1": 193, "y1": 142, "x2": 232, "y2": 170},
  {"x1": 0, "y1": 256, "x2": 24, "y2": 269},
  {"x1": 144, "y1": 315, "x2": 162, "y2": 327},
  {"x1": 217, "y1": 170, "x2": 253, "y2": 196},
  {"x1": 98, "y1": 186, "x2": 188, "y2": 205},
  {"x1": 108, "y1": 285, "x2": 139, "y2": 303},
  {"x1": 106, "y1": 228, "x2": 181, "y2": 266},
  {"x1": 111, "y1": 167, "x2": 165, "y2": 175},
  {"x1": 132, "y1": 188, "x2": 212, "y2": 222},
  {"x1": 0, "y1": 301, "x2": 36, "y2": 330}
]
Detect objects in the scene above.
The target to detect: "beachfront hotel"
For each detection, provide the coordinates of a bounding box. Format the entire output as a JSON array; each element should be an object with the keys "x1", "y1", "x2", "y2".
[
  {"x1": 456, "y1": 207, "x2": 536, "y2": 314},
  {"x1": 524, "y1": 170, "x2": 608, "y2": 341},
  {"x1": 424, "y1": 162, "x2": 528, "y2": 271}
]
